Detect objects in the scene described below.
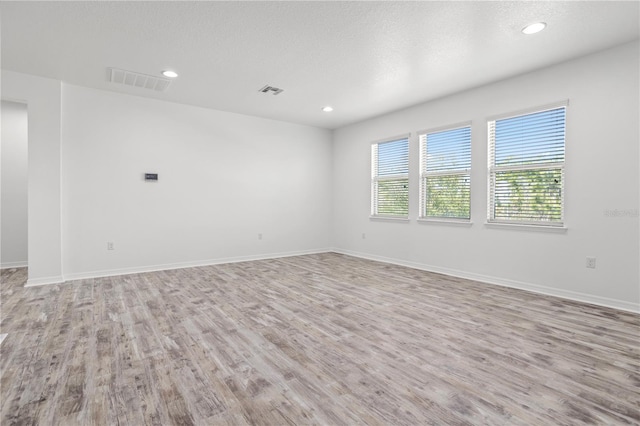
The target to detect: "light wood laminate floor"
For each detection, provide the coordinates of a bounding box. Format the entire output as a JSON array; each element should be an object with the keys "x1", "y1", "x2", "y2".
[{"x1": 1, "y1": 253, "x2": 639, "y2": 425}]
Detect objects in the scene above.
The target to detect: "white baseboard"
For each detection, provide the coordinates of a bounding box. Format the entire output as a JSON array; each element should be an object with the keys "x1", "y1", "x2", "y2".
[
  {"x1": 62, "y1": 248, "x2": 333, "y2": 282},
  {"x1": 25, "y1": 275, "x2": 65, "y2": 287},
  {"x1": 1, "y1": 261, "x2": 28, "y2": 269},
  {"x1": 330, "y1": 248, "x2": 640, "y2": 314},
  {"x1": 24, "y1": 248, "x2": 639, "y2": 314}
]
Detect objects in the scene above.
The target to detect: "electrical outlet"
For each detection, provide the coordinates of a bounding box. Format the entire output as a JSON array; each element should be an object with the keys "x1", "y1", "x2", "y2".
[
  {"x1": 107, "y1": 242, "x2": 114, "y2": 251},
  {"x1": 586, "y1": 257, "x2": 596, "y2": 269},
  {"x1": 258, "y1": 233, "x2": 263, "y2": 240}
]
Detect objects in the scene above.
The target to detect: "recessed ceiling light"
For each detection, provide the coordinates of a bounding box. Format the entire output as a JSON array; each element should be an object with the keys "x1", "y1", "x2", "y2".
[
  {"x1": 322, "y1": 106, "x2": 334, "y2": 112},
  {"x1": 522, "y1": 22, "x2": 547, "y2": 35},
  {"x1": 162, "y1": 70, "x2": 178, "y2": 78}
]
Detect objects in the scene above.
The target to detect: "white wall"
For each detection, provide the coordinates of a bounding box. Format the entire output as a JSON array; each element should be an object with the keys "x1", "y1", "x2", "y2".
[
  {"x1": 3, "y1": 42, "x2": 638, "y2": 313},
  {"x1": 2, "y1": 71, "x2": 63, "y2": 285},
  {"x1": 332, "y1": 41, "x2": 640, "y2": 312},
  {"x1": 1, "y1": 101, "x2": 28, "y2": 268},
  {"x1": 61, "y1": 84, "x2": 332, "y2": 278}
]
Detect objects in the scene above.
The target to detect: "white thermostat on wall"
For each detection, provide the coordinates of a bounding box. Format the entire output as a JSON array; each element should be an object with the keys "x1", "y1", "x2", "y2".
[{"x1": 144, "y1": 173, "x2": 158, "y2": 181}]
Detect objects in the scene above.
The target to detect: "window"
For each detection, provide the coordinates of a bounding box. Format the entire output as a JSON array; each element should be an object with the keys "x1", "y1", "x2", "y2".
[
  {"x1": 371, "y1": 136, "x2": 409, "y2": 217},
  {"x1": 419, "y1": 124, "x2": 471, "y2": 220},
  {"x1": 488, "y1": 105, "x2": 566, "y2": 226}
]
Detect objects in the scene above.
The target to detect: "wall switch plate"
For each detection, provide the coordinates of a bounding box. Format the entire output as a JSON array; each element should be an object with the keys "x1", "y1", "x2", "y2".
[
  {"x1": 258, "y1": 233, "x2": 263, "y2": 240},
  {"x1": 586, "y1": 257, "x2": 596, "y2": 269}
]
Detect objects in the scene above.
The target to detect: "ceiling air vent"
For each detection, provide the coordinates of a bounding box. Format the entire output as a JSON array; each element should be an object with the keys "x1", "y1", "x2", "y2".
[
  {"x1": 108, "y1": 68, "x2": 172, "y2": 92},
  {"x1": 259, "y1": 85, "x2": 283, "y2": 95}
]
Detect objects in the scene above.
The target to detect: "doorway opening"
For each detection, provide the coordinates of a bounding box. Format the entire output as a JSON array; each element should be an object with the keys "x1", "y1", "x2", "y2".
[{"x1": 1, "y1": 100, "x2": 28, "y2": 274}]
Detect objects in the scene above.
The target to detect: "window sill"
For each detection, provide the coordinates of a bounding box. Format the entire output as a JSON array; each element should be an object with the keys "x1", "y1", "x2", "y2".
[
  {"x1": 370, "y1": 215, "x2": 410, "y2": 222},
  {"x1": 484, "y1": 222, "x2": 567, "y2": 233},
  {"x1": 417, "y1": 218, "x2": 472, "y2": 227}
]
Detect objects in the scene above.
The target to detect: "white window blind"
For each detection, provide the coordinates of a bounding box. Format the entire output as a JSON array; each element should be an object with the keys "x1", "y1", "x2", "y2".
[
  {"x1": 488, "y1": 106, "x2": 566, "y2": 225},
  {"x1": 371, "y1": 137, "x2": 409, "y2": 217},
  {"x1": 419, "y1": 125, "x2": 471, "y2": 220}
]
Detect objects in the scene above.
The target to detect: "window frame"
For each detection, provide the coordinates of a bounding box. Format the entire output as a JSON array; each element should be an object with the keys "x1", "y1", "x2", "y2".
[
  {"x1": 370, "y1": 134, "x2": 410, "y2": 219},
  {"x1": 418, "y1": 122, "x2": 472, "y2": 222},
  {"x1": 487, "y1": 101, "x2": 568, "y2": 227}
]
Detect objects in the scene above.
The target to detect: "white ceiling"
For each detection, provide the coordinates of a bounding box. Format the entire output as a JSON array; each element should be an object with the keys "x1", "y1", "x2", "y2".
[{"x1": 1, "y1": 1, "x2": 638, "y2": 129}]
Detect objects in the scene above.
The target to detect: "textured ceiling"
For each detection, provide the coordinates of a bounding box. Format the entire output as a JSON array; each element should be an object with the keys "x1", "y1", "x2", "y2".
[{"x1": 1, "y1": 1, "x2": 638, "y2": 129}]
